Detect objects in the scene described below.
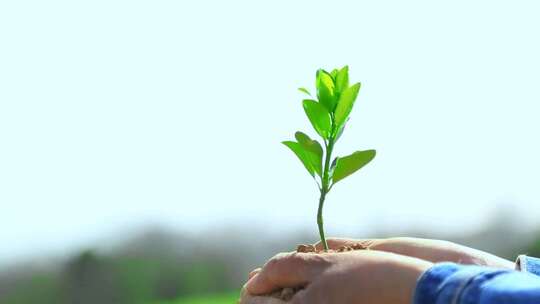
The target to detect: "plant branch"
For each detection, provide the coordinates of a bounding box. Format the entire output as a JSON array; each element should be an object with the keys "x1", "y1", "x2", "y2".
[
  {"x1": 313, "y1": 175, "x2": 322, "y2": 191},
  {"x1": 328, "y1": 182, "x2": 334, "y2": 192}
]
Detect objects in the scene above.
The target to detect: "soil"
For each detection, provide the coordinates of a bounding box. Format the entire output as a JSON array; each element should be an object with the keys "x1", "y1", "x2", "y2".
[{"x1": 239, "y1": 243, "x2": 369, "y2": 304}]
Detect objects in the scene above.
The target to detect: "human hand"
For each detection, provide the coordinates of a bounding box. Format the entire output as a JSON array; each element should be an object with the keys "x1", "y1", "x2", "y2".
[
  {"x1": 314, "y1": 237, "x2": 514, "y2": 269},
  {"x1": 245, "y1": 250, "x2": 432, "y2": 304}
]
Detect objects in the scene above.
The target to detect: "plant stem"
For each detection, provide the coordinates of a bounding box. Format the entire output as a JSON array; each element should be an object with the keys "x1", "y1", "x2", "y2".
[
  {"x1": 317, "y1": 189, "x2": 328, "y2": 251},
  {"x1": 318, "y1": 137, "x2": 335, "y2": 251}
]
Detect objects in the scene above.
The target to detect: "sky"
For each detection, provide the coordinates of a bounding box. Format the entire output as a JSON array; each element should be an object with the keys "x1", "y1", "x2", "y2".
[{"x1": 1, "y1": 0, "x2": 540, "y2": 265}]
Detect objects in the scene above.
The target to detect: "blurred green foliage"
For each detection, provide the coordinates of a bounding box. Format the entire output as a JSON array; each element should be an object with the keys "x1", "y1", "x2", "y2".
[
  {"x1": 0, "y1": 230, "x2": 243, "y2": 304},
  {"x1": 152, "y1": 291, "x2": 239, "y2": 304},
  {"x1": 0, "y1": 272, "x2": 62, "y2": 304},
  {"x1": 527, "y1": 239, "x2": 540, "y2": 257}
]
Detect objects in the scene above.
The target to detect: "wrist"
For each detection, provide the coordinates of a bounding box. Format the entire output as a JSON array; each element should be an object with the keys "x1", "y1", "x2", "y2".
[
  {"x1": 401, "y1": 259, "x2": 434, "y2": 304},
  {"x1": 373, "y1": 254, "x2": 433, "y2": 304}
]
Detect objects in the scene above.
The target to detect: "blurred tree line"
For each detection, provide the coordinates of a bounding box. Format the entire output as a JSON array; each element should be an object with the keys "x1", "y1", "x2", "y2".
[
  {"x1": 1, "y1": 210, "x2": 539, "y2": 304},
  {"x1": 0, "y1": 229, "x2": 251, "y2": 304}
]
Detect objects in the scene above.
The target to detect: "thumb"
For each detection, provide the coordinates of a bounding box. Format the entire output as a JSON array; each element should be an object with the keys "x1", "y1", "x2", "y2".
[{"x1": 246, "y1": 252, "x2": 327, "y2": 295}]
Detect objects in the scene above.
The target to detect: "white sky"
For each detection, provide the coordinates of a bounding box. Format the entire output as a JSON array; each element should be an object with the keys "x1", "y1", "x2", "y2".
[{"x1": 1, "y1": 0, "x2": 540, "y2": 265}]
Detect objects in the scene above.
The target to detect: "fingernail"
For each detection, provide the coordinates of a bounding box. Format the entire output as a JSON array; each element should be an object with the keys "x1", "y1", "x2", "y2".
[
  {"x1": 245, "y1": 273, "x2": 260, "y2": 294},
  {"x1": 248, "y1": 268, "x2": 261, "y2": 280}
]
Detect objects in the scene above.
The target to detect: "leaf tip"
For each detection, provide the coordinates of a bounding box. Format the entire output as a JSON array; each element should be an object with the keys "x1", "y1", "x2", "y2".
[{"x1": 298, "y1": 87, "x2": 312, "y2": 96}]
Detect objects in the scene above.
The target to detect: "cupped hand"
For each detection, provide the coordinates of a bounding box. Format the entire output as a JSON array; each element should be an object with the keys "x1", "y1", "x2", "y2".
[
  {"x1": 314, "y1": 237, "x2": 514, "y2": 269},
  {"x1": 245, "y1": 250, "x2": 432, "y2": 304}
]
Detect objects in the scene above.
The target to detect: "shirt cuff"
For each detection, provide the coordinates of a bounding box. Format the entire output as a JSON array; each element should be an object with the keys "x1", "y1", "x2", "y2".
[
  {"x1": 516, "y1": 255, "x2": 540, "y2": 277},
  {"x1": 413, "y1": 263, "x2": 506, "y2": 304},
  {"x1": 414, "y1": 263, "x2": 461, "y2": 304}
]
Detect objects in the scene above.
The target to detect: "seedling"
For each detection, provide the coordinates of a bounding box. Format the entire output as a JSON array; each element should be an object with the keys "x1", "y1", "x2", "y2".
[{"x1": 283, "y1": 66, "x2": 376, "y2": 251}]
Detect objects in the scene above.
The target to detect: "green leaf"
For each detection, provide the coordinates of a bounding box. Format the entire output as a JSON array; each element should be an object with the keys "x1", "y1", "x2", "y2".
[
  {"x1": 335, "y1": 66, "x2": 349, "y2": 96},
  {"x1": 294, "y1": 132, "x2": 323, "y2": 157},
  {"x1": 294, "y1": 131, "x2": 311, "y2": 144},
  {"x1": 332, "y1": 150, "x2": 376, "y2": 184},
  {"x1": 316, "y1": 70, "x2": 337, "y2": 112},
  {"x1": 334, "y1": 82, "x2": 361, "y2": 128},
  {"x1": 294, "y1": 131, "x2": 323, "y2": 176},
  {"x1": 298, "y1": 87, "x2": 312, "y2": 96},
  {"x1": 282, "y1": 141, "x2": 317, "y2": 177},
  {"x1": 330, "y1": 68, "x2": 339, "y2": 80},
  {"x1": 302, "y1": 99, "x2": 332, "y2": 139}
]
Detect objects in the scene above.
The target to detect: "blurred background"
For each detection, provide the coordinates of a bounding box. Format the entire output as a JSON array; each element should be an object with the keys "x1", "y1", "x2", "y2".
[{"x1": 1, "y1": 1, "x2": 540, "y2": 303}]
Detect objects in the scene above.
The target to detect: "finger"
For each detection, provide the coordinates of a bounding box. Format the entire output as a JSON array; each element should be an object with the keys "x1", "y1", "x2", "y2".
[
  {"x1": 313, "y1": 237, "x2": 378, "y2": 251},
  {"x1": 248, "y1": 268, "x2": 261, "y2": 280},
  {"x1": 368, "y1": 237, "x2": 457, "y2": 262},
  {"x1": 290, "y1": 284, "x2": 326, "y2": 304},
  {"x1": 245, "y1": 252, "x2": 328, "y2": 295},
  {"x1": 290, "y1": 288, "x2": 310, "y2": 304},
  {"x1": 371, "y1": 237, "x2": 514, "y2": 268},
  {"x1": 368, "y1": 237, "x2": 426, "y2": 254},
  {"x1": 315, "y1": 237, "x2": 442, "y2": 259}
]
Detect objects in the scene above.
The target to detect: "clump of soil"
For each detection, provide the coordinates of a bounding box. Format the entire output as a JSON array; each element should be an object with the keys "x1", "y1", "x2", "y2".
[
  {"x1": 296, "y1": 243, "x2": 368, "y2": 253},
  {"x1": 239, "y1": 243, "x2": 369, "y2": 304}
]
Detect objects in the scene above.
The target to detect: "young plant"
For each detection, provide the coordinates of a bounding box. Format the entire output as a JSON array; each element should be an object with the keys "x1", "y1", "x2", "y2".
[{"x1": 283, "y1": 66, "x2": 376, "y2": 251}]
